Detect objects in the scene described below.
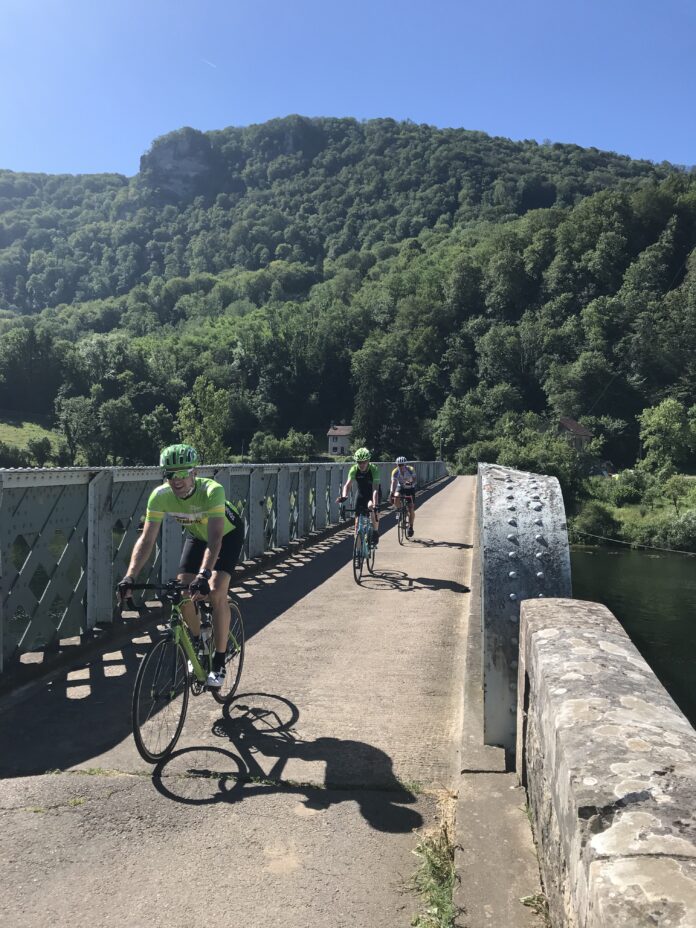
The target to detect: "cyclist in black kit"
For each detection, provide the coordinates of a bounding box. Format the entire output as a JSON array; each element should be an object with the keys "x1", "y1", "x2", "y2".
[{"x1": 337, "y1": 447, "x2": 381, "y2": 546}]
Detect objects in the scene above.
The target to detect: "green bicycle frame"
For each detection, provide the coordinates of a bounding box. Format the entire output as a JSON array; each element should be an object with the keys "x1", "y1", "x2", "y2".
[
  {"x1": 169, "y1": 600, "x2": 243, "y2": 682},
  {"x1": 168, "y1": 605, "x2": 208, "y2": 682}
]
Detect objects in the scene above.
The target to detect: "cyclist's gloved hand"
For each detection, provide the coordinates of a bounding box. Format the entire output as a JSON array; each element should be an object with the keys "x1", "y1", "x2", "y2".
[
  {"x1": 336, "y1": 495, "x2": 346, "y2": 503},
  {"x1": 117, "y1": 575, "x2": 135, "y2": 601},
  {"x1": 189, "y1": 573, "x2": 211, "y2": 597}
]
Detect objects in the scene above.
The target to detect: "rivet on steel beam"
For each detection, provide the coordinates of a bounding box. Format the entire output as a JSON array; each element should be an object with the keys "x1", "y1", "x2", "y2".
[
  {"x1": 535, "y1": 551, "x2": 543, "y2": 558},
  {"x1": 508, "y1": 518, "x2": 517, "y2": 526},
  {"x1": 511, "y1": 637, "x2": 518, "y2": 646},
  {"x1": 536, "y1": 571, "x2": 544, "y2": 579},
  {"x1": 507, "y1": 533, "x2": 517, "y2": 541},
  {"x1": 533, "y1": 504, "x2": 542, "y2": 511},
  {"x1": 538, "y1": 593, "x2": 544, "y2": 597},
  {"x1": 509, "y1": 571, "x2": 517, "y2": 578},
  {"x1": 508, "y1": 505, "x2": 516, "y2": 511},
  {"x1": 531, "y1": 495, "x2": 540, "y2": 500},
  {"x1": 534, "y1": 518, "x2": 543, "y2": 526},
  {"x1": 508, "y1": 551, "x2": 517, "y2": 558},
  {"x1": 510, "y1": 660, "x2": 518, "y2": 669},
  {"x1": 509, "y1": 614, "x2": 519, "y2": 623},
  {"x1": 506, "y1": 494, "x2": 514, "y2": 500},
  {"x1": 509, "y1": 593, "x2": 517, "y2": 601},
  {"x1": 535, "y1": 534, "x2": 544, "y2": 542}
]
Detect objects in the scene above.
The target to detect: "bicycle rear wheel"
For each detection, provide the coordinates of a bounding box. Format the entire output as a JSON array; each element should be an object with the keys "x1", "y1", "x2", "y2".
[
  {"x1": 132, "y1": 637, "x2": 189, "y2": 763},
  {"x1": 352, "y1": 532, "x2": 364, "y2": 583},
  {"x1": 211, "y1": 600, "x2": 246, "y2": 705}
]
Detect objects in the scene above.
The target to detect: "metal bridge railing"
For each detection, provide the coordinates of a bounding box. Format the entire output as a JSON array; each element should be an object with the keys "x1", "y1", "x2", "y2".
[{"x1": 0, "y1": 460, "x2": 447, "y2": 674}]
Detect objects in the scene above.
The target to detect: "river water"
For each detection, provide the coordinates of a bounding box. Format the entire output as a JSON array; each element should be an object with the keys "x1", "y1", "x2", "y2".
[{"x1": 570, "y1": 546, "x2": 696, "y2": 728}]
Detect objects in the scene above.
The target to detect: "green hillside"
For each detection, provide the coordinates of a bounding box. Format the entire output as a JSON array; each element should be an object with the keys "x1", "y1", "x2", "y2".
[{"x1": 0, "y1": 116, "x2": 694, "y2": 514}]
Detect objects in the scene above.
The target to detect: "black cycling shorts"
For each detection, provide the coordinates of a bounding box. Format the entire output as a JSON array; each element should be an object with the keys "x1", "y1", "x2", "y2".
[
  {"x1": 395, "y1": 487, "x2": 416, "y2": 499},
  {"x1": 179, "y1": 519, "x2": 245, "y2": 577},
  {"x1": 355, "y1": 493, "x2": 374, "y2": 515}
]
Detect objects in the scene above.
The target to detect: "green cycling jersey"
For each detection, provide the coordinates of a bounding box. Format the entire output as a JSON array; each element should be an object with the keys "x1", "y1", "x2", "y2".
[{"x1": 144, "y1": 477, "x2": 241, "y2": 542}]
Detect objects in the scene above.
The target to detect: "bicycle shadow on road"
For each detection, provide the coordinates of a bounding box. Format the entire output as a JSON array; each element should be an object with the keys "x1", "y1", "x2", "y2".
[
  {"x1": 152, "y1": 692, "x2": 423, "y2": 834},
  {"x1": 409, "y1": 537, "x2": 473, "y2": 550},
  {"x1": 359, "y1": 569, "x2": 469, "y2": 595}
]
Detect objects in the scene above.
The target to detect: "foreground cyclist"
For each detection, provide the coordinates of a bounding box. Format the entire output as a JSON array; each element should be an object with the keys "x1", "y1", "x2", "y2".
[
  {"x1": 389, "y1": 455, "x2": 417, "y2": 537},
  {"x1": 117, "y1": 443, "x2": 244, "y2": 688},
  {"x1": 338, "y1": 447, "x2": 381, "y2": 546}
]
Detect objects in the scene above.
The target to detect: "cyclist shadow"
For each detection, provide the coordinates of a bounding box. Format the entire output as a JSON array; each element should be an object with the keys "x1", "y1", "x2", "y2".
[
  {"x1": 152, "y1": 692, "x2": 423, "y2": 834},
  {"x1": 359, "y1": 570, "x2": 469, "y2": 594},
  {"x1": 410, "y1": 537, "x2": 473, "y2": 549}
]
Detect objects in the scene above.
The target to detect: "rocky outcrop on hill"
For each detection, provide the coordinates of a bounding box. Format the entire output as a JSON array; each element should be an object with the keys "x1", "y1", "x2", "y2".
[{"x1": 139, "y1": 127, "x2": 220, "y2": 199}]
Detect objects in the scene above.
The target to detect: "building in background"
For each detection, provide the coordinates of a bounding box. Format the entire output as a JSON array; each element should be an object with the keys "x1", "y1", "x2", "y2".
[{"x1": 327, "y1": 424, "x2": 353, "y2": 456}]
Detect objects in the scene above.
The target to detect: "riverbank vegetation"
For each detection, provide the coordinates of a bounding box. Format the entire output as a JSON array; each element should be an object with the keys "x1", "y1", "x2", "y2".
[{"x1": 0, "y1": 117, "x2": 694, "y2": 487}]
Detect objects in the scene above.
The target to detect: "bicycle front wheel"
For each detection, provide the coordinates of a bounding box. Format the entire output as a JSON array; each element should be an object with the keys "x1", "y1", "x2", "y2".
[
  {"x1": 367, "y1": 534, "x2": 376, "y2": 574},
  {"x1": 352, "y1": 532, "x2": 364, "y2": 584},
  {"x1": 397, "y1": 509, "x2": 406, "y2": 545},
  {"x1": 211, "y1": 600, "x2": 246, "y2": 705},
  {"x1": 132, "y1": 637, "x2": 189, "y2": 763}
]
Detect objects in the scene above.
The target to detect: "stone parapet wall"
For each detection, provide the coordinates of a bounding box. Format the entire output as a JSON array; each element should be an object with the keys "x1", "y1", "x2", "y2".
[{"x1": 518, "y1": 598, "x2": 696, "y2": 928}]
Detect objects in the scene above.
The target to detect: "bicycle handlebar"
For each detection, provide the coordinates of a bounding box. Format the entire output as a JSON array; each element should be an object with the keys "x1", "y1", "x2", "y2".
[{"x1": 125, "y1": 581, "x2": 189, "y2": 592}]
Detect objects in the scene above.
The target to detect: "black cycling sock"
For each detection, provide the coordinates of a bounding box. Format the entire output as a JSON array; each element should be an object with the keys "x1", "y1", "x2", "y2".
[{"x1": 213, "y1": 651, "x2": 226, "y2": 672}]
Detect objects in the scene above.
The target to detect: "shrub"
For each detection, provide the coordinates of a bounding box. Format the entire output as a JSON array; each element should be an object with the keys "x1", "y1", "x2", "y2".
[
  {"x1": 571, "y1": 501, "x2": 621, "y2": 541},
  {"x1": 653, "y1": 510, "x2": 696, "y2": 552}
]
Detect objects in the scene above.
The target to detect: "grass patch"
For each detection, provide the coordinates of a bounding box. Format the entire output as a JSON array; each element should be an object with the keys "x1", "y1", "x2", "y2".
[
  {"x1": 0, "y1": 416, "x2": 60, "y2": 451},
  {"x1": 411, "y1": 796, "x2": 457, "y2": 928},
  {"x1": 521, "y1": 892, "x2": 550, "y2": 925}
]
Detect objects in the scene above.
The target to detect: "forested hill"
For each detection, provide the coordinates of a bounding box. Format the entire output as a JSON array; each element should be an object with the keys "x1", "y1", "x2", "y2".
[{"x1": 0, "y1": 115, "x2": 695, "y2": 487}]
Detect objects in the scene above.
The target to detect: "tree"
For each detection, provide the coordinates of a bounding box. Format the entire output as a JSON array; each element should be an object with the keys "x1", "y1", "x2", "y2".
[
  {"x1": 175, "y1": 377, "x2": 231, "y2": 464},
  {"x1": 27, "y1": 437, "x2": 52, "y2": 467},
  {"x1": 662, "y1": 474, "x2": 691, "y2": 514},
  {"x1": 638, "y1": 398, "x2": 691, "y2": 474}
]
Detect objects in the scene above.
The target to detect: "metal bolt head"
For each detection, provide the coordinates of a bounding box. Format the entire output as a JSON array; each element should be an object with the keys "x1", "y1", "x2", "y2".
[
  {"x1": 509, "y1": 570, "x2": 517, "y2": 579},
  {"x1": 535, "y1": 551, "x2": 543, "y2": 558},
  {"x1": 507, "y1": 533, "x2": 517, "y2": 542},
  {"x1": 535, "y1": 534, "x2": 544, "y2": 542},
  {"x1": 509, "y1": 592, "x2": 517, "y2": 601},
  {"x1": 508, "y1": 551, "x2": 517, "y2": 558},
  {"x1": 536, "y1": 571, "x2": 544, "y2": 579}
]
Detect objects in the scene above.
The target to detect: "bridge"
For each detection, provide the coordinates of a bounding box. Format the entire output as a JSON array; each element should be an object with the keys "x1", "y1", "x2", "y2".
[{"x1": 0, "y1": 463, "x2": 694, "y2": 928}]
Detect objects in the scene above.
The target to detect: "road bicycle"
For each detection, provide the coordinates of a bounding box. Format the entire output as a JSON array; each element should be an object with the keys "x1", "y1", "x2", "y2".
[
  {"x1": 394, "y1": 492, "x2": 415, "y2": 545},
  {"x1": 125, "y1": 580, "x2": 245, "y2": 763},
  {"x1": 340, "y1": 503, "x2": 376, "y2": 583}
]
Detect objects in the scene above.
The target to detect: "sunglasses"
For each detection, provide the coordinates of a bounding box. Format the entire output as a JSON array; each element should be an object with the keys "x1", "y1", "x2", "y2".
[{"x1": 164, "y1": 468, "x2": 193, "y2": 480}]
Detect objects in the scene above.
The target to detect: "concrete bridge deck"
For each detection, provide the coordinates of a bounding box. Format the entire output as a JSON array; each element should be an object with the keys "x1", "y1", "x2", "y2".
[{"x1": 0, "y1": 476, "x2": 542, "y2": 928}]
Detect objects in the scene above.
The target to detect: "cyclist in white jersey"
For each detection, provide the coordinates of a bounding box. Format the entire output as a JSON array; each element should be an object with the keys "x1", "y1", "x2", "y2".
[{"x1": 389, "y1": 456, "x2": 417, "y2": 537}]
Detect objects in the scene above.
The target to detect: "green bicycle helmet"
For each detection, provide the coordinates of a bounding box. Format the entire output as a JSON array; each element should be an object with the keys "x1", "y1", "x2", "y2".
[
  {"x1": 353, "y1": 447, "x2": 371, "y2": 462},
  {"x1": 160, "y1": 443, "x2": 199, "y2": 469}
]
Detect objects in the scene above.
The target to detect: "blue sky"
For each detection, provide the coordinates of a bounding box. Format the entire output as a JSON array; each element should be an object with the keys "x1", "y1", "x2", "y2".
[{"x1": 1, "y1": 0, "x2": 694, "y2": 176}]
